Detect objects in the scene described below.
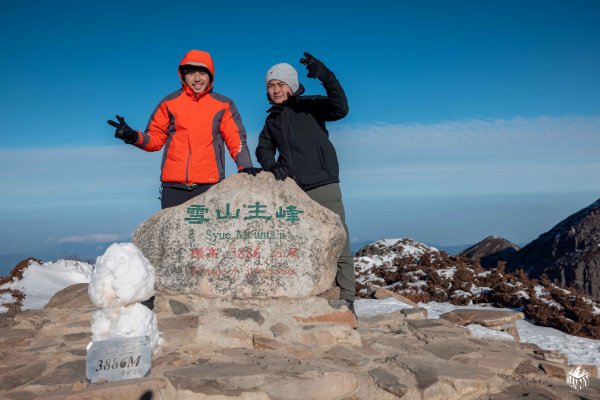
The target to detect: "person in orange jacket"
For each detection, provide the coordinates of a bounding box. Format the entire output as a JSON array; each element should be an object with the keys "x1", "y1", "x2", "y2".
[{"x1": 108, "y1": 49, "x2": 259, "y2": 209}]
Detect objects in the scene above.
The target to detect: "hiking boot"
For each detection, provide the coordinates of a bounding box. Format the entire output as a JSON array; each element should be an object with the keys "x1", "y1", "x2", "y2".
[
  {"x1": 329, "y1": 299, "x2": 356, "y2": 316},
  {"x1": 345, "y1": 299, "x2": 356, "y2": 316}
]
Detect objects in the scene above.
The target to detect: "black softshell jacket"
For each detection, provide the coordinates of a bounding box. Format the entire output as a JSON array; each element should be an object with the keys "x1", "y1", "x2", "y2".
[{"x1": 255, "y1": 75, "x2": 349, "y2": 191}]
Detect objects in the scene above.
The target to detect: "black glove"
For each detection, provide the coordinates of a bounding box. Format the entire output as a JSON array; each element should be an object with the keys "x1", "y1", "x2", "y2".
[
  {"x1": 107, "y1": 115, "x2": 139, "y2": 144},
  {"x1": 270, "y1": 164, "x2": 289, "y2": 181},
  {"x1": 240, "y1": 167, "x2": 262, "y2": 176},
  {"x1": 300, "y1": 52, "x2": 332, "y2": 82}
]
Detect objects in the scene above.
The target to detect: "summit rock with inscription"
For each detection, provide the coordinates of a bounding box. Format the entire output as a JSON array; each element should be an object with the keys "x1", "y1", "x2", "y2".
[{"x1": 133, "y1": 173, "x2": 346, "y2": 299}]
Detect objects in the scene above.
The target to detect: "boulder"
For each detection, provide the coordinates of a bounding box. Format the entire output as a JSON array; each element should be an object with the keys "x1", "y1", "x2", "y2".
[
  {"x1": 440, "y1": 309, "x2": 524, "y2": 327},
  {"x1": 45, "y1": 283, "x2": 92, "y2": 310},
  {"x1": 374, "y1": 287, "x2": 419, "y2": 307},
  {"x1": 134, "y1": 173, "x2": 346, "y2": 299},
  {"x1": 441, "y1": 309, "x2": 524, "y2": 341}
]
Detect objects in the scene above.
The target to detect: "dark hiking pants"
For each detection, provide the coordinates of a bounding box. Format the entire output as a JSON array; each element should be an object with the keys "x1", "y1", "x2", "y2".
[
  {"x1": 305, "y1": 183, "x2": 355, "y2": 301},
  {"x1": 160, "y1": 184, "x2": 215, "y2": 209}
]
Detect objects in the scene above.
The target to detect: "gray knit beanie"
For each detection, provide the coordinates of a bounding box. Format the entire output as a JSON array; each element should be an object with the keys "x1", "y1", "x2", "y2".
[{"x1": 265, "y1": 63, "x2": 299, "y2": 93}]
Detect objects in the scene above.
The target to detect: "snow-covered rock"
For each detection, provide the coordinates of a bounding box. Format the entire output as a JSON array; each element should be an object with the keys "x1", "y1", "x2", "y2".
[{"x1": 0, "y1": 259, "x2": 93, "y2": 311}]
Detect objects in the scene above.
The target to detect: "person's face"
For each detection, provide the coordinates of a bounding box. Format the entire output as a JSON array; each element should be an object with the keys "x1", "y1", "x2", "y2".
[
  {"x1": 184, "y1": 70, "x2": 210, "y2": 94},
  {"x1": 267, "y1": 79, "x2": 293, "y2": 104}
]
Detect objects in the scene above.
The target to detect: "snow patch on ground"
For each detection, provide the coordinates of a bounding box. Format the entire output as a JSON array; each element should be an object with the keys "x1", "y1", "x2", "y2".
[
  {"x1": 470, "y1": 286, "x2": 492, "y2": 296},
  {"x1": 361, "y1": 238, "x2": 438, "y2": 259},
  {"x1": 407, "y1": 280, "x2": 428, "y2": 288},
  {"x1": 0, "y1": 292, "x2": 16, "y2": 306},
  {"x1": 354, "y1": 298, "x2": 413, "y2": 318},
  {"x1": 534, "y1": 285, "x2": 564, "y2": 310},
  {"x1": 418, "y1": 301, "x2": 497, "y2": 319},
  {"x1": 436, "y1": 267, "x2": 457, "y2": 279},
  {"x1": 0, "y1": 259, "x2": 93, "y2": 311},
  {"x1": 583, "y1": 298, "x2": 600, "y2": 315},
  {"x1": 517, "y1": 319, "x2": 600, "y2": 368},
  {"x1": 377, "y1": 239, "x2": 402, "y2": 247},
  {"x1": 516, "y1": 290, "x2": 530, "y2": 300},
  {"x1": 466, "y1": 324, "x2": 515, "y2": 341}
]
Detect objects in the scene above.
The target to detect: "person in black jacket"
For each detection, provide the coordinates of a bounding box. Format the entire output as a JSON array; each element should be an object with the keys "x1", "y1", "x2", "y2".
[{"x1": 256, "y1": 52, "x2": 355, "y2": 308}]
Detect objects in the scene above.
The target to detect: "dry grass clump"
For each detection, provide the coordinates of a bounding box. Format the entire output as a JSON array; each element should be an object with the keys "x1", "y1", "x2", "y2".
[{"x1": 355, "y1": 250, "x2": 600, "y2": 339}]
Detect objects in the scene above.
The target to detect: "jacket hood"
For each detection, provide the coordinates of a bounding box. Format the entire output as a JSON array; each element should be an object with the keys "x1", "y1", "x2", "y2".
[{"x1": 179, "y1": 50, "x2": 215, "y2": 98}]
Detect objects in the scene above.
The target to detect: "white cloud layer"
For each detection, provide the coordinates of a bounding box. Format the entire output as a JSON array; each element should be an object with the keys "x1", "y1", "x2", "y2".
[
  {"x1": 0, "y1": 115, "x2": 597, "y2": 203},
  {"x1": 333, "y1": 115, "x2": 600, "y2": 160},
  {"x1": 329, "y1": 115, "x2": 600, "y2": 197},
  {"x1": 56, "y1": 234, "x2": 122, "y2": 244}
]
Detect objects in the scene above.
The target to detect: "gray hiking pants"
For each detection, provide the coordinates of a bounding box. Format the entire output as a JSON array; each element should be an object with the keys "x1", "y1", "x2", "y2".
[{"x1": 305, "y1": 183, "x2": 355, "y2": 301}]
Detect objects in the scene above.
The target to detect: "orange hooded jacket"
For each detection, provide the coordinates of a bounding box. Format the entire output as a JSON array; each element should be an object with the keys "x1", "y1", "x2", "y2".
[{"x1": 134, "y1": 50, "x2": 253, "y2": 186}]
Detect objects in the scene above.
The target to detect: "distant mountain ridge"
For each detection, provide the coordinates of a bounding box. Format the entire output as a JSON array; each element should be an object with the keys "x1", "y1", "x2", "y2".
[
  {"x1": 508, "y1": 198, "x2": 600, "y2": 300},
  {"x1": 459, "y1": 235, "x2": 519, "y2": 268}
]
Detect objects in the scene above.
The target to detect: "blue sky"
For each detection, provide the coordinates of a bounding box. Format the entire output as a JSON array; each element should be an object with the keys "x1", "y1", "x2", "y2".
[{"x1": 1, "y1": 0, "x2": 599, "y2": 262}]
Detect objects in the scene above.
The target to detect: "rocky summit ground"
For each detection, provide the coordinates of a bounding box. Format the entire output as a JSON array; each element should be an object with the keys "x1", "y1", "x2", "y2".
[{"x1": 0, "y1": 283, "x2": 599, "y2": 399}]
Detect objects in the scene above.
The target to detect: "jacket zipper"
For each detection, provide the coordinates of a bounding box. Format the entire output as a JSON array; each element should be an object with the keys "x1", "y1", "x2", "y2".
[
  {"x1": 218, "y1": 142, "x2": 224, "y2": 175},
  {"x1": 281, "y1": 108, "x2": 294, "y2": 175},
  {"x1": 185, "y1": 147, "x2": 192, "y2": 189},
  {"x1": 320, "y1": 147, "x2": 327, "y2": 169}
]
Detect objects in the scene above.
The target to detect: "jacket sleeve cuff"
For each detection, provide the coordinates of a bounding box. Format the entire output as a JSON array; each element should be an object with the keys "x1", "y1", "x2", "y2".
[
  {"x1": 319, "y1": 70, "x2": 337, "y2": 85},
  {"x1": 260, "y1": 160, "x2": 276, "y2": 171}
]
